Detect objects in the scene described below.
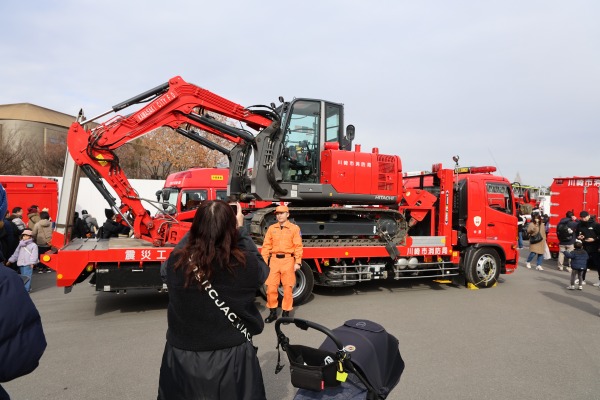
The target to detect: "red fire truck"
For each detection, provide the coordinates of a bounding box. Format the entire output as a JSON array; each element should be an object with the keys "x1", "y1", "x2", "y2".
[
  {"x1": 0, "y1": 176, "x2": 58, "y2": 223},
  {"x1": 40, "y1": 76, "x2": 518, "y2": 303},
  {"x1": 157, "y1": 167, "x2": 272, "y2": 221},
  {"x1": 156, "y1": 167, "x2": 229, "y2": 222},
  {"x1": 547, "y1": 176, "x2": 600, "y2": 257}
]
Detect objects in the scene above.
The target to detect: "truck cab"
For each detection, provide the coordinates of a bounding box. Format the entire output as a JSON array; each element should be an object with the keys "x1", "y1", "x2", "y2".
[
  {"x1": 157, "y1": 168, "x2": 229, "y2": 215},
  {"x1": 453, "y1": 168, "x2": 518, "y2": 279}
]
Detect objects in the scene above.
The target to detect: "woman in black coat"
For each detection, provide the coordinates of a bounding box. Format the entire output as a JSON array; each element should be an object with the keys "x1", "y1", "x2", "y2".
[
  {"x1": 0, "y1": 266, "x2": 47, "y2": 398},
  {"x1": 158, "y1": 200, "x2": 269, "y2": 400}
]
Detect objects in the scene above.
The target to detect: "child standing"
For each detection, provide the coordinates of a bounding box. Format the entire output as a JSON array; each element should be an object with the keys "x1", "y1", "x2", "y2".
[
  {"x1": 563, "y1": 241, "x2": 589, "y2": 290},
  {"x1": 6, "y1": 229, "x2": 39, "y2": 293}
]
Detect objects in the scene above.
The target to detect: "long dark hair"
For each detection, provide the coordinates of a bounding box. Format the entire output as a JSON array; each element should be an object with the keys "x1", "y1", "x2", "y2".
[{"x1": 173, "y1": 200, "x2": 246, "y2": 287}]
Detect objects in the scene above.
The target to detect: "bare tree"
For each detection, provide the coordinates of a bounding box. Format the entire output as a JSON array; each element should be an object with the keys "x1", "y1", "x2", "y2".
[
  {"x1": 0, "y1": 131, "x2": 26, "y2": 174},
  {"x1": 132, "y1": 126, "x2": 230, "y2": 179},
  {"x1": 21, "y1": 137, "x2": 66, "y2": 176},
  {"x1": 1, "y1": 110, "x2": 244, "y2": 180}
]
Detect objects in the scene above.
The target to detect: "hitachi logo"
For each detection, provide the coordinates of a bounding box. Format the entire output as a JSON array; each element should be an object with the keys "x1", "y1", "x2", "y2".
[{"x1": 374, "y1": 195, "x2": 396, "y2": 201}]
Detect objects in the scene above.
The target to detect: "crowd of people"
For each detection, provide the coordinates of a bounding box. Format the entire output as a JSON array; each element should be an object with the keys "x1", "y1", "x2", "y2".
[
  {"x1": 521, "y1": 209, "x2": 600, "y2": 292},
  {"x1": 1, "y1": 205, "x2": 55, "y2": 284},
  {"x1": 3, "y1": 177, "x2": 599, "y2": 398}
]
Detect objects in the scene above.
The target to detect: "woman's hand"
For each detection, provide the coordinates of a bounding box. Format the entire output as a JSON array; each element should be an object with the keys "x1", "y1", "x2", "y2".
[{"x1": 231, "y1": 202, "x2": 244, "y2": 228}]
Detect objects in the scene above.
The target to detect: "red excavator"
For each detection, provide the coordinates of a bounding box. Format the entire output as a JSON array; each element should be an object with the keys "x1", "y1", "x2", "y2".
[{"x1": 60, "y1": 75, "x2": 406, "y2": 250}]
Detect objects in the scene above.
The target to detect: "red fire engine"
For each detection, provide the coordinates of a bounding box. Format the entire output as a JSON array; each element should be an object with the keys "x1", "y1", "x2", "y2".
[
  {"x1": 547, "y1": 176, "x2": 600, "y2": 257},
  {"x1": 0, "y1": 176, "x2": 58, "y2": 223},
  {"x1": 40, "y1": 76, "x2": 519, "y2": 303},
  {"x1": 157, "y1": 167, "x2": 272, "y2": 222}
]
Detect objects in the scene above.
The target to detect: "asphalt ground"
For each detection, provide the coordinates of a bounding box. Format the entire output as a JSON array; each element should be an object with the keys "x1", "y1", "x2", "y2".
[{"x1": 4, "y1": 248, "x2": 600, "y2": 400}]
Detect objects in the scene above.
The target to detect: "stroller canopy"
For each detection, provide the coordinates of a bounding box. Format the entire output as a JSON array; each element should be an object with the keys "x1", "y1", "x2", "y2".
[{"x1": 319, "y1": 319, "x2": 404, "y2": 398}]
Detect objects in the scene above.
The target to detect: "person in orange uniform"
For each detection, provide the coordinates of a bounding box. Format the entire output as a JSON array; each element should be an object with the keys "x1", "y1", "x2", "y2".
[{"x1": 261, "y1": 205, "x2": 303, "y2": 323}]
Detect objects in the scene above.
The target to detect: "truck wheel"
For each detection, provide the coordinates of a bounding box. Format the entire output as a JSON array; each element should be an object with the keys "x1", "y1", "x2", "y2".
[
  {"x1": 258, "y1": 261, "x2": 315, "y2": 306},
  {"x1": 465, "y1": 248, "x2": 500, "y2": 288}
]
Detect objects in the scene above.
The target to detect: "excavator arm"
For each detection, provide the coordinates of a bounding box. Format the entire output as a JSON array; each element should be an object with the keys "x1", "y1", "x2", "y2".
[{"x1": 66, "y1": 76, "x2": 274, "y2": 246}]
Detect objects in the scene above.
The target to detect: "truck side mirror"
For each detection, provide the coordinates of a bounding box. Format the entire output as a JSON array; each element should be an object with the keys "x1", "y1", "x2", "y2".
[{"x1": 155, "y1": 190, "x2": 162, "y2": 202}]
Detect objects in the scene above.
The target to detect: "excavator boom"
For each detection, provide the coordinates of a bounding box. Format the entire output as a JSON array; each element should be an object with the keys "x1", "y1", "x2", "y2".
[{"x1": 62, "y1": 76, "x2": 274, "y2": 246}]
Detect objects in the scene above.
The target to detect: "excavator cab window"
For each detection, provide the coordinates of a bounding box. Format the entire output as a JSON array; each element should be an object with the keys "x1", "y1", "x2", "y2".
[
  {"x1": 325, "y1": 104, "x2": 341, "y2": 144},
  {"x1": 280, "y1": 100, "x2": 320, "y2": 183}
]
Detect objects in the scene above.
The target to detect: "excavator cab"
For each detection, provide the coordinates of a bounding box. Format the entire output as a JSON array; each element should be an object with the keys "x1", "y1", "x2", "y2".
[
  {"x1": 248, "y1": 98, "x2": 355, "y2": 203},
  {"x1": 279, "y1": 99, "x2": 349, "y2": 184}
]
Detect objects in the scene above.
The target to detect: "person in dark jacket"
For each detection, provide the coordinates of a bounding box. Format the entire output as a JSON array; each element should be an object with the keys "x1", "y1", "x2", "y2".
[
  {"x1": 100, "y1": 209, "x2": 130, "y2": 239},
  {"x1": 158, "y1": 200, "x2": 269, "y2": 400},
  {"x1": 0, "y1": 265, "x2": 47, "y2": 399},
  {"x1": 70, "y1": 212, "x2": 90, "y2": 240},
  {"x1": 556, "y1": 211, "x2": 579, "y2": 271},
  {"x1": 0, "y1": 185, "x2": 6, "y2": 220},
  {"x1": 563, "y1": 241, "x2": 589, "y2": 290},
  {"x1": 0, "y1": 218, "x2": 20, "y2": 273},
  {"x1": 7, "y1": 207, "x2": 26, "y2": 234},
  {"x1": 576, "y1": 211, "x2": 600, "y2": 285},
  {"x1": 517, "y1": 209, "x2": 526, "y2": 249}
]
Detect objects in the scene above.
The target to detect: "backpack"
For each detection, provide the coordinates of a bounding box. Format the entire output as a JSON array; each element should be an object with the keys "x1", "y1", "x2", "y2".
[{"x1": 556, "y1": 223, "x2": 573, "y2": 242}]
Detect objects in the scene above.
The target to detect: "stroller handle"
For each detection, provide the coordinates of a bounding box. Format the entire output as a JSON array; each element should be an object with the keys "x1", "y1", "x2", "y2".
[{"x1": 275, "y1": 317, "x2": 344, "y2": 351}]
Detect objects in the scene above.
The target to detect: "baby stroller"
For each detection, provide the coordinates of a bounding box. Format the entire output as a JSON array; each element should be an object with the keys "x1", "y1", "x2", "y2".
[{"x1": 275, "y1": 318, "x2": 404, "y2": 400}]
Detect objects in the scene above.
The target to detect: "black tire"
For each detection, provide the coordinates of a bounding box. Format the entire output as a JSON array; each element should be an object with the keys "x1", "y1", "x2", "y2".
[
  {"x1": 258, "y1": 261, "x2": 315, "y2": 306},
  {"x1": 465, "y1": 247, "x2": 500, "y2": 288}
]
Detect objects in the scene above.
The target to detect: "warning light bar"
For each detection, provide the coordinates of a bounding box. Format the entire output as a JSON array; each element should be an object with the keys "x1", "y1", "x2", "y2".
[{"x1": 454, "y1": 166, "x2": 496, "y2": 174}]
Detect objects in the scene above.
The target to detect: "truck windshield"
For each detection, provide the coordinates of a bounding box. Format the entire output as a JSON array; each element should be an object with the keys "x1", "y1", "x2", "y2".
[
  {"x1": 486, "y1": 182, "x2": 514, "y2": 215},
  {"x1": 216, "y1": 190, "x2": 228, "y2": 201},
  {"x1": 181, "y1": 190, "x2": 208, "y2": 211},
  {"x1": 159, "y1": 188, "x2": 179, "y2": 213}
]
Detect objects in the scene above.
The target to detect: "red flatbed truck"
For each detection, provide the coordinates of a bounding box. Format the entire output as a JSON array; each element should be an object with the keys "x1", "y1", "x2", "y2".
[
  {"x1": 40, "y1": 76, "x2": 518, "y2": 303},
  {"x1": 42, "y1": 162, "x2": 519, "y2": 303}
]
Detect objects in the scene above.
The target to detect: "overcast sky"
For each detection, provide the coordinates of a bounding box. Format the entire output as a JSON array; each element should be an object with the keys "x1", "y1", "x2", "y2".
[{"x1": 1, "y1": 1, "x2": 598, "y2": 187}]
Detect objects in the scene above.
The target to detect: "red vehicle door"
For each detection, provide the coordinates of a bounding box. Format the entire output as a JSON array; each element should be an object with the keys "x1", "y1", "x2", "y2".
[{"x1": 483, "y1": 179, "x2": 517, "y2": 247}]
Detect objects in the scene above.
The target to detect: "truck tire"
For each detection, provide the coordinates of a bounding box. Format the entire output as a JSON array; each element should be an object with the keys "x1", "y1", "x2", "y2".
[
  {"x1": 258, "y1": 261, "x2": 315, "y2": 306},
  {"x1": 465, "y1": 248, "x2": 500, "y2": 288}
]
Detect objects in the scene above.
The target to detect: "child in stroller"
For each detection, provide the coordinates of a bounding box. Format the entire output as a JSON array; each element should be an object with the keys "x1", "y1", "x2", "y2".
[{"x1": 275, "y1": 318, "x2": 404, "y2": 400}]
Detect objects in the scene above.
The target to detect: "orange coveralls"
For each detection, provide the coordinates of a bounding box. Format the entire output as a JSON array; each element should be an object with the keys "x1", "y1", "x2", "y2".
[{"x1": 261, "y1": 220, "x2": 303, "y2": 311}]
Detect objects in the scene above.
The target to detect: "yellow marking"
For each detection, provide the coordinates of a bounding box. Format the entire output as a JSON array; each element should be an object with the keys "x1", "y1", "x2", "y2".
[
  {"x1": 211, "y1": 175, "x2": 224, "y2": 181},
  {"x1": 96, "y1": 154, "x2": 108, "y2": 167}
]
